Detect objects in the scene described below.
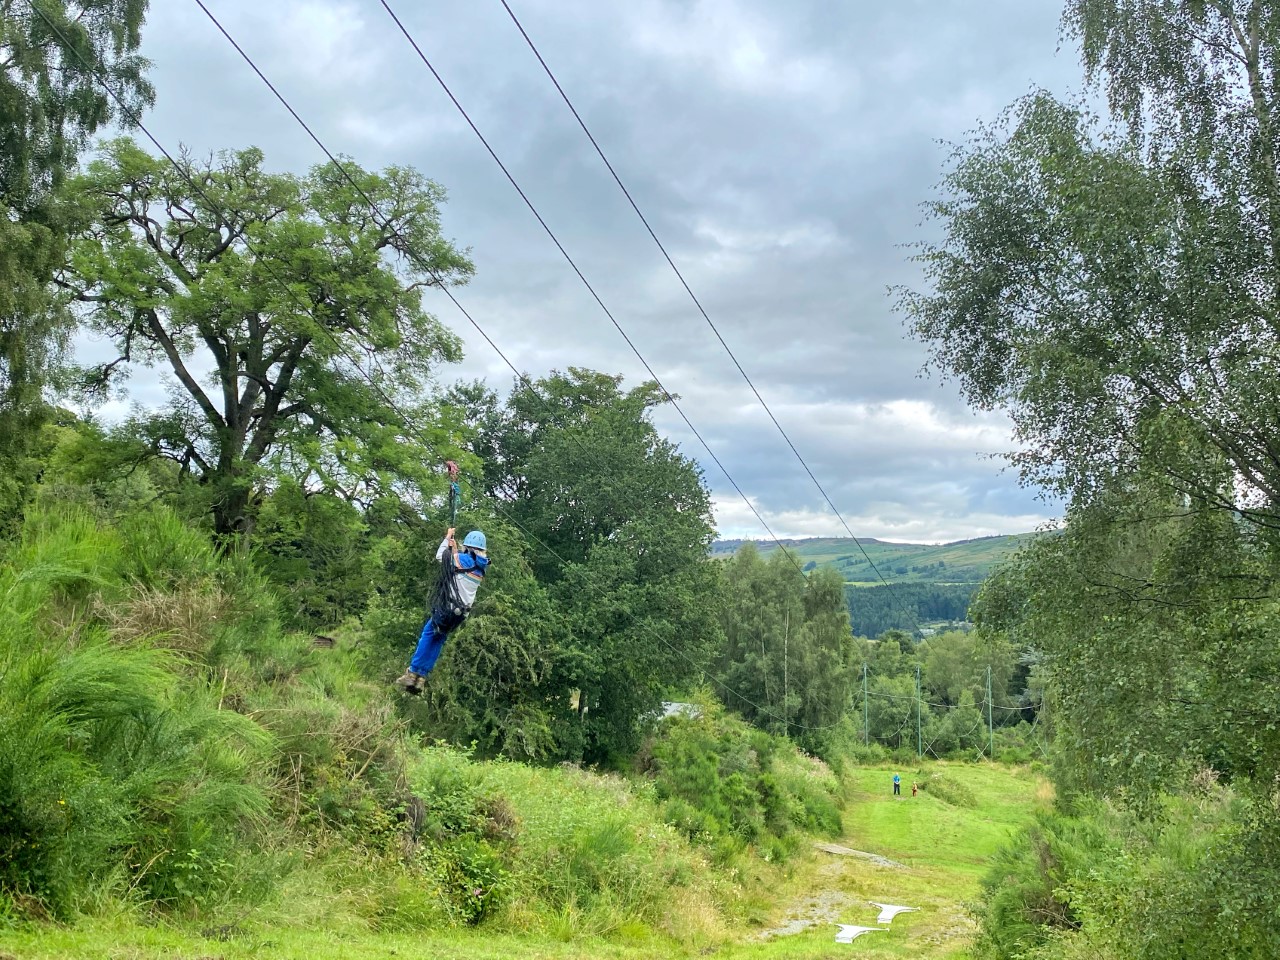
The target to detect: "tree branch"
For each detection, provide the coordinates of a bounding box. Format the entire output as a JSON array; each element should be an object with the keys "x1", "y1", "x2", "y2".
[
  {"x1": 143, "y1": 307, "x2": 226, "y2": 431},
  {"x1": 244, "y1": 336, "x2": 310, "y2": 464}
]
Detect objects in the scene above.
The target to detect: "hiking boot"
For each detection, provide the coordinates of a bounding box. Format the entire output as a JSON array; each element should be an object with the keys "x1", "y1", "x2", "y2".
[{"x1": 394, "y1": 670, "x2": 426, "y2": 695}]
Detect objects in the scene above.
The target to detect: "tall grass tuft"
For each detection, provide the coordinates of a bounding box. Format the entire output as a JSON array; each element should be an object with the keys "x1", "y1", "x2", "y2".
[{"x1": 0, "y1": 506, "x2": 276, "y2": 917}]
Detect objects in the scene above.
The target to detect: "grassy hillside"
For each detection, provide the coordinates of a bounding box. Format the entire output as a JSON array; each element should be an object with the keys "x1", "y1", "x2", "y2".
[
  {"x1": 0, "y1": 505, "x2": 845, "y2": 954},
  {"x1": 4, "y1": 762, "x2": 1050, "y2": 959},
  {"x1": 712, "y1": 534, "x2": 1042, "y2": 585},
  {"x1": 1, "y1": 504, "x2": 1054, "y2": 959},
  {"x1": 717, "y1": 763, "x2": 1051, "y2": 959}
]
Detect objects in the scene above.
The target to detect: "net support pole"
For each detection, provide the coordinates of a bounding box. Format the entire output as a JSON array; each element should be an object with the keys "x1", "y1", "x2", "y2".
[
  {"x1": 987, "y1": 666, "x2": 995, "y2": 760},
  {"x1": 863, "y1": 663, "x2": 869, "y2": 745},
  {"x1": 915, "y1": 664, "x2": 922, "y2": 759}
]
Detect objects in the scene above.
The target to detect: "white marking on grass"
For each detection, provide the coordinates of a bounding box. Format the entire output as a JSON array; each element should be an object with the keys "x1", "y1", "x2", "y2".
[
  {"x1": 870, "y1": 901, "x2": 918, "y2": 924},
  {"x1": 834, "y1": 924, "x2": 884, "y2": 943}
]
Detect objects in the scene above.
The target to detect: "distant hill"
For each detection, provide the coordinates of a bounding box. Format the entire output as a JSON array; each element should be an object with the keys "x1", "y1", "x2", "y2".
[
  {"x1": 710, "y1": 532, "x2": 1041, "y2": 586},
  {"x1": 711, "y1": 532, "x2": 1044, "y2": 637}
]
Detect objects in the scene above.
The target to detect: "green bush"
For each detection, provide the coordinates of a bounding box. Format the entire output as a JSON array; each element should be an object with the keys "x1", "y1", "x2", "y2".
[
  {"x1": 914, "y1": 769, "x2": 977, "y2": 807},
  {"x1": 420, "y1": 835, "x2": 508, "y2": 924},
  {"x1": 646, "y1": 704, "x2": 841, "y2": 861},
  {"x1": 253, "y1": 482, "x2": 375, "y2": 630},
  {"x1": 483, "y1": 755, "x2": 716, "y2": 937},
  {"x1": 975, "y1": 809, "x2": 1105, "y2": 958},
  {"x1": 402, "y1": 746, "x2": 513, "y2": 925},
  {"x1": 976, "y1": 793, "x2": 1280, "y2": 960},
  {"x1": 991, "y1": 721, "x2": 1040, "y2": 765},
  {"x1": 797, "y1": 715, "x2": 886, "y2": 772}
]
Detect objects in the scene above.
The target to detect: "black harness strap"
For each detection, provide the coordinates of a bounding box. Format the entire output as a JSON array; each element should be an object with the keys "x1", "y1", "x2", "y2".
[{"x1": 430, "y1": 549, "x2": 469, "y2": 632}]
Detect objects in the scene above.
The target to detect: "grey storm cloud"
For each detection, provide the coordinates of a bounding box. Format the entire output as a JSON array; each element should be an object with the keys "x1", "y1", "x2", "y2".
[{"x1": 81, "y1": 0, "x2": 1080, "y2": 541}]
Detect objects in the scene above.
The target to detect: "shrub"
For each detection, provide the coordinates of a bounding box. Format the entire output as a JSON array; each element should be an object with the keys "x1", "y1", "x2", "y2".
[
  {"x1": 646, "y1": 704, "x2": 842, "y2": 860},
  {"x1": 914, "y1": 769, "x2": 977, "y2": 807},
  {"x1": 975, "y1": 794, "x2": 1280, "y2": 960},
  {"x1": 975, "y1": 810, "x2": 1101, "y2": 958},
  {"x1": 402, "y1": 746, "x2": 514, "y2": 924},
  {"x1": 797, "y1": 714, "x2": 884, "y2": 771},
  {"x1": 991, "y1": 721, "x2": 1039, "y2": 765}
]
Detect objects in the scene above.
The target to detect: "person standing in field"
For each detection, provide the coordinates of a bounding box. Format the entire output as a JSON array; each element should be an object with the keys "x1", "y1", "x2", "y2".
[
  {"x1": 893, "y1": 773, "x2": 901, "y2": 796},
  {"x1": 912, "y1": 782, "x2": 918, "y2": 797}
]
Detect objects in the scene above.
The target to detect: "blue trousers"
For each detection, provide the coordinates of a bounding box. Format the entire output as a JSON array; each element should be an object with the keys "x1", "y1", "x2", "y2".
[{"x1": 410, "y1": 618, "x2": 450, "y2": 676}]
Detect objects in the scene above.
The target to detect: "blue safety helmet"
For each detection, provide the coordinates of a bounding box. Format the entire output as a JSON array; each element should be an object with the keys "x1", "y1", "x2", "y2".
[{"x1": 462, "y1": 530, "x2": 487, "y2": 552}]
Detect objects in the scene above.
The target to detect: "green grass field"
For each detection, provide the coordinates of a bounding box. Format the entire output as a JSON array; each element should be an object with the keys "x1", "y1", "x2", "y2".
[{"x1": 1, "y1": 761, "x2": 1047, "y2": 960}]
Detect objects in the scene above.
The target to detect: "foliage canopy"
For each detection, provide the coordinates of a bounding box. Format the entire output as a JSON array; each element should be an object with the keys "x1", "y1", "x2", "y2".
[{"x1": 62, "y1": 140, "x2": 474, "y2": 538}]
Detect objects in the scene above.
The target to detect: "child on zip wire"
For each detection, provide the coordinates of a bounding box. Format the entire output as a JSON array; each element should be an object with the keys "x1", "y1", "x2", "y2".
[{"x1": 394, "y1": 525, "x2": 489, "y2": 695}]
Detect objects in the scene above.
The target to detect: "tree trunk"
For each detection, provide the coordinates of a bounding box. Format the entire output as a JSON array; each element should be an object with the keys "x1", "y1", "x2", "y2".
[{"x1": 212, "y1": 471, "x2": 257, "y2": 548}]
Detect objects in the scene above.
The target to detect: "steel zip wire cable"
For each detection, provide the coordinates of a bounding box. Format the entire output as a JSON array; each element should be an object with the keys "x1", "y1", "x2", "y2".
[
  {"x1": 38, "y1": 2, "x2": 837, "y2": 734},
  {"x1": 186, "y1": 0, "x2": 678, "y2": 526},
  {"x1": 372, "y1": 0, "x2": 813, "y2": 582},
  {"x1": 494, "y1": 0, "x2": 912, "y2": 610},
  {"x1": 201, "y1": 0, "x2": 810, "y2": 583}
]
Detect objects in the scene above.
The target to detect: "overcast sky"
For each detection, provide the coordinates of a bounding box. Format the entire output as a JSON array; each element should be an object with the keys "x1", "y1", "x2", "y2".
[{"x1": 79, "y1": 0, "x2": 1084, "y2": 543}]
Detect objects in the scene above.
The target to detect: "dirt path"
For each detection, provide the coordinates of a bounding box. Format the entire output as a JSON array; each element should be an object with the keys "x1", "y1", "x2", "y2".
[
  {"x1": 737, "y1": 763, "x2": 1047, "y2": 957},
  {"x1": 750, "y1": 843, "x2": 908, "y2": 943}
]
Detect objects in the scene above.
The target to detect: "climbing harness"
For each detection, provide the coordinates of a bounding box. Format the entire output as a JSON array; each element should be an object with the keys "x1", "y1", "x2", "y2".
[{"x1": 430, "y1": 551, "x2": 468, "y2": 632}]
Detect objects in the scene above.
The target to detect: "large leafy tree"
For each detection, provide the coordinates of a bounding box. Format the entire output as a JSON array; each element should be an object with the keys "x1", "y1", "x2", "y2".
[
  {"x1": 904, "y1": 3, "x2": 1280, "y2": 951},
  {"x1": 0, "y1": 0, "x2": 152, "y2": 527},
  {"x1": 61, "y1": 139, "x2": 474, "y2": 539},
  {"x1": 972, "y1": 476, "x2": 1280, "y2": 803},
  {"x1": 716, "y1": 544, "x2": 800, "y2": 732},
  {"x1": 920, "y1": 628, "x2": 1019, "y2": 710},
  {"x1": 902, "y1": 1, "x2": 1280, "y2": 527},
  {"x1": 456, "y1": 369, "x2": 721, "y2": 762},
  {"x1": 716, "y1": 544, "x2": 855, "y2": 736},
  {"x1": 902, "y1": 0, "x2": 1280, "y2": 780}
]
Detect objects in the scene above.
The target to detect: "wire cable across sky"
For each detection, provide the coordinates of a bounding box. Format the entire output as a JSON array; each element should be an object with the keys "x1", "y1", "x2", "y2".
[
  {"x1": 495, "y1": 0, "x2": 904, "y2": 594},
  {"x1": 39, "y1": 0, "x2": 850, "y2": 731},
  {"x1": 375, "y1": 0, "x2": 920, "y2": 624},
  {"x1": 190, "y1": 0, "x2": 811, "y2": 590}
]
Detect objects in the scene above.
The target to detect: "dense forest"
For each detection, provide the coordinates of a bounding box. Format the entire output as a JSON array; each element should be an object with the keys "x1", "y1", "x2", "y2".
[
  {"x1": 843, "y1": 582, "x2": 976, "y2": 636},
  {"x1": 715, "y1": 534, "x2": 1034, "y2": 635}
]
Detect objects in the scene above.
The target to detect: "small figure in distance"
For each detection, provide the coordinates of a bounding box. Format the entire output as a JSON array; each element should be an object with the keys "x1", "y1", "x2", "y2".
[
  {"x1": 912, "y1": 781, "x2": 918, "y2": 798},
  {"x1": 893, "y1": 772, "x2": 901, "y2": 796}
]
